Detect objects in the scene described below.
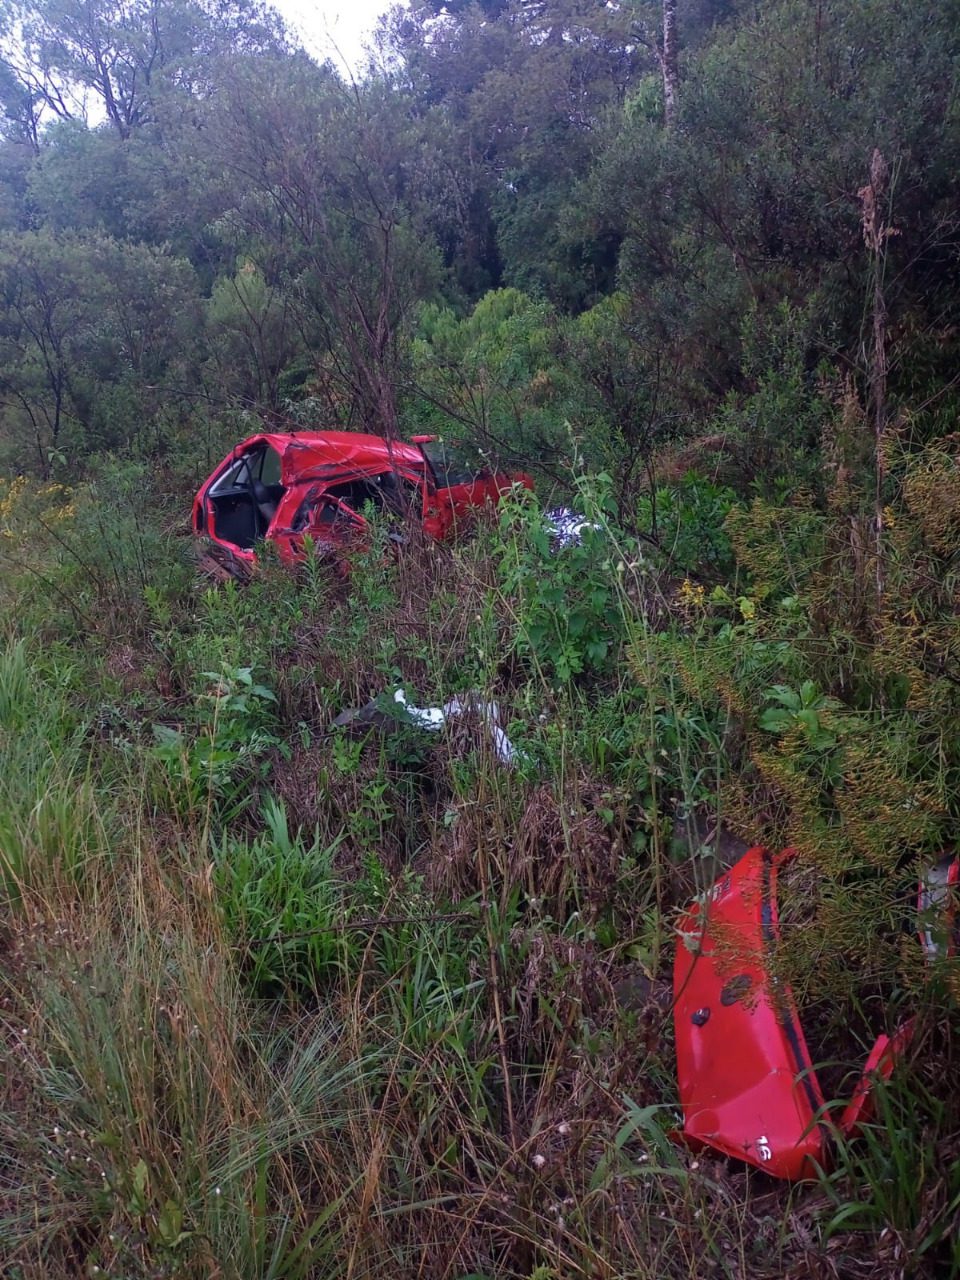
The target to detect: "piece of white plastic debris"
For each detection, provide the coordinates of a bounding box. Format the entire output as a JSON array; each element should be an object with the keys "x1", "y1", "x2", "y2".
[
  {"x1": 393, "y1": 687, "x2": 445, "y2": 730},
  {"x1": 393, "y1": 688, "x2": 525, "y2": 766},
  {"x1": 446, "y1": 694, "x2": 524, "y2": 766}
]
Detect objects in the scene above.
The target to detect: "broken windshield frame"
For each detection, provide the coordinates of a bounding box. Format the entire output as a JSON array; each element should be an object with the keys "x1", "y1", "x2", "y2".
[
  {"x1": 416, "y1": 439, "x2": 488, "y2": 488},
  {"x1": 209, "y1": 444, "x2": 282, "y2": 494}
]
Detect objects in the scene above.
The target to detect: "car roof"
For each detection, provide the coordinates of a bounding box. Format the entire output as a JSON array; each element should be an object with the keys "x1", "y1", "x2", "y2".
[{"x1": 244, "y1": 430, "x2": 426, "y2": 479}]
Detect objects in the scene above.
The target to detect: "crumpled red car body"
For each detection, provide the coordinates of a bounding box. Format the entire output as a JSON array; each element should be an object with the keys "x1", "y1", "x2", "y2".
[
  {"x1": 673, "y1": 846, "x2": 914, "y2": 1179},
  {"x1": 192, "y1": 430, "x2": 532, "y2": 567}
]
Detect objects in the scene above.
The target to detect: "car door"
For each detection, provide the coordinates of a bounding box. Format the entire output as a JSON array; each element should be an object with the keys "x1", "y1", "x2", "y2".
[
  {"x1": 412, "y1": 437, "x2": 497, "y2": 538},
  {"x1": 203, "y1": 449, "x2": 264, "y2": 552}
]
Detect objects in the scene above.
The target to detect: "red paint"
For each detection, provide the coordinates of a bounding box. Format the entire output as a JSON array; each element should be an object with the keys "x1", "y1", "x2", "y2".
[
  {"x1": 838, "y1": 1018, "x2": 916, "y2": 1136},
  {"x1": 674, "y1": 847, "x2": 830, "y2": 1179}
]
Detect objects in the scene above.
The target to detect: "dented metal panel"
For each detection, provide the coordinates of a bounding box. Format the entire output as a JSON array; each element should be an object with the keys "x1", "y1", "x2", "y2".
[
  {"x1": 671, "y1": 845, "x2": 951, "y2": 1179},
  {"x1": 192, "y1": 429, "x2": 533, "y2": 568},
  {"x1": 673, "y1": 847, "x2": 829, "y2": 1179}
]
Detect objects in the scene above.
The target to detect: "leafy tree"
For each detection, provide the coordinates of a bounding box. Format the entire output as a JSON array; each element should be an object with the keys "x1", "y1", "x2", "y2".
[
  {"x1": 24, "y1": 118, "x2": 139, "y2": 234},
  {"x1": 208, "y1": 57, "x2": 442, "y2": 436},
  {"x1": 0, "y1": 229, "x2": 199, "y2": 471},
  {"x1": 408, "y1": 286, "x2": 695, "y2": 526},
  {"x1": 1, "y1": 0, "x2": 288, "y2": 137},
  {"x1": 0, "y1": 42, "x2": 45, "y2": 146},
  {"x1": 564, "y1": 292, "x2": 684, "y2": 524},
  {"x1": 578, "y1": 0, "x2": 960, "y2": 459},
  {"x1": 388, "y1": 0, "x2": 646, "y2": 308},
  {"x1": 408, "y1": 289, "x2": 578, "y2": 479},
  {"x1": 205, "y1": 260, "x2": 301, "y2": 413},
  {"x1": 0, "y1": 134, "x2": 31, "y2": 227}
]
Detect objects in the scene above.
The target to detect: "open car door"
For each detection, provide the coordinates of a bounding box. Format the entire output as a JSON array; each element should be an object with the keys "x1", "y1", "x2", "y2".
[{"x1": 195, "y1": 441, "x2": 285, "y2": 557}]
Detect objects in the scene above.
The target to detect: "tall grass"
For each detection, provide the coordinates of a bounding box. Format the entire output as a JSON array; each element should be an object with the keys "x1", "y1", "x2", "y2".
[
  {"x1": 0, "y1": 473, "x2": 957, "y2": 1278},
  {"x1": 0, "y1": 638, "x2": 113, "y2": 905}
]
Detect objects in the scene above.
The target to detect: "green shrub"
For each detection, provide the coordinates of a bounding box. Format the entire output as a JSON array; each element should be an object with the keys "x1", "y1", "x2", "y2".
[
  {"x1": 494, "y1": 481, "x2": 633, "y2": 684},
  {"x1": 151, "y1": 664, "x2": 281, "y2": 823},
  {"x1": 634, "y1": 474, "x2": 737, "y2": 578}
]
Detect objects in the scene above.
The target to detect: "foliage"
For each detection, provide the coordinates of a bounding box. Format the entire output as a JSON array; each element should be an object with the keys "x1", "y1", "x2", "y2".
[
  {"x1": 205, "y1": 260, "x2": 302, "y2": 412},
  {"x1": 0, "y1": 633, "x2": 108, "y2": 904},
  {"x1": 821, "y1": 1035, "x2": 960, "y2": 1276},
  {"x1": 151, "y1": 664, "x2": 280, "y2": 822},
  {"x1": 635, "y1": 473, "x2": 736, "y2": 575},
  {"x1": 1, "y1": 2, "x2": 960, "y2": 1277},
  {"x1": 0, "y1": 229, "x2": 198, "y2": 471},
  {"x1": 494, "y1": 480, "x2": 628, "y2": 683},
  {"x1": 408, "y1": 289, "x2": 578, "y2": 475},
  {"x1": 214, "y1": 797, "x2": 350, "y2": 994}
]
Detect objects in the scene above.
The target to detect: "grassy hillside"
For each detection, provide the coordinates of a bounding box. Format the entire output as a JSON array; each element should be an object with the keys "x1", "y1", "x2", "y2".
[
  {"x1": 2, "y1": 3, "x2": 960, "y2": 1270},
  {"x1": 1, "y1": 445, "x2": 958, "y2": 1279}
]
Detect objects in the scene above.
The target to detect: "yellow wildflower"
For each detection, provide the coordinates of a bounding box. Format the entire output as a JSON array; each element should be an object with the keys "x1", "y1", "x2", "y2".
[{"x1": 677, "y1": 578, "x2": 707, "y2": 618}]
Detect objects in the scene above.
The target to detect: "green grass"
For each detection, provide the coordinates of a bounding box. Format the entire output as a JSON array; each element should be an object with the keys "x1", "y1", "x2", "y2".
[{"x1": 0, "y1": 470, "x2": 957, "y2": 1279}]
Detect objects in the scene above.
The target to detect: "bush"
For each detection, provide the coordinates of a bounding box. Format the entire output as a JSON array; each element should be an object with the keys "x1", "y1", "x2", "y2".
[{"x1": 494, "y1": 481, "x2": 636, "y2": 683}]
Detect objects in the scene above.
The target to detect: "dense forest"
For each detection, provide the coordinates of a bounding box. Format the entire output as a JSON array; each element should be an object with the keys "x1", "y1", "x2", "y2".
[{"x1": 1, "y1": 1, "x2": 960, "y2": 1277}]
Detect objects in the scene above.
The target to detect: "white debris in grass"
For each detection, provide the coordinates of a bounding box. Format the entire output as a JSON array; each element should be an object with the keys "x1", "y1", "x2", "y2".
[
  {"x1": 545, "y1": 507, "x2": 600, "y2": 548},
  {"x1": 392, "y1": 688, "x2": 525, "y2": 766}
]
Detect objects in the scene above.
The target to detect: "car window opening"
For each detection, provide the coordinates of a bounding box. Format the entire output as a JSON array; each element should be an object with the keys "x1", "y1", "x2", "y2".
[
  {"x1": 208, "y1": 445, "x2": 285, "y2": 550},
  {"x1": 418, "y1": 440, "x2": 487, "y2": 488}
]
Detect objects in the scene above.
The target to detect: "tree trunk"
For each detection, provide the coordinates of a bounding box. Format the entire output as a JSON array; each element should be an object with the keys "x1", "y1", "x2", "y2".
[
  {"x1": 661, "y1": 0, "x2": 679, "y2": 128},
  {"x1": 858, "y1": 148, "x2": 893, "y2": 603}
]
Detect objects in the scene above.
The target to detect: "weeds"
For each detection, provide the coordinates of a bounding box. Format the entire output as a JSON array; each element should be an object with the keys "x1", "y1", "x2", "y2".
[
  {"x1": 0, "y1": 451, "x2": 958, "y2": 1279},
  {"x1": 821, "y1": 1031, "x2": 960, "y2": 1277},
  {"x1": 150, "y1": 663, "x2": 281, "y2": 824},
  {"x1": 215, "y1": 797, "x2": 350, "y2": 995}
]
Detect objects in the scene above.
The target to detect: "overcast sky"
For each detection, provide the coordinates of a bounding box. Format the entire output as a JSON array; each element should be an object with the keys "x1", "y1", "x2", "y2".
[{"x1": 272, "y1": 0, "x2": 395, "y2": 75}]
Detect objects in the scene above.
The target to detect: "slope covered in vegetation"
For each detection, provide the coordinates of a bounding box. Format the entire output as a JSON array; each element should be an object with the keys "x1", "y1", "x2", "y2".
[{"x1": 1, "y1": 1, "x2": 959, "y2": 1277}]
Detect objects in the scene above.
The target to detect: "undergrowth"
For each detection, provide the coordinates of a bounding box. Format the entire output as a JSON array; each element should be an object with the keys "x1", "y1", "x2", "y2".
[{"x1": 0, "y1": 451, "x2": 958, "y2": 1279}]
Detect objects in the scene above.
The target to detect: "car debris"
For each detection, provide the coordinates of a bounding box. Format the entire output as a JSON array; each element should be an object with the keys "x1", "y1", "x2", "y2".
[
  {"x1": 544, "y1": 506, "x2": 600, "y2": 549},
  {"x1": 333, "y1": 687, "x2": 525, "y2": 767},
  {"x1": 193, "y1": 430, "x2": 533, "y2": 571},
  {"x1": 919, "y1": 853, "x2": 959, "y2": 961},
  {"x1": 672, "y1": 845, "x2": 958, "y2": 1179}
]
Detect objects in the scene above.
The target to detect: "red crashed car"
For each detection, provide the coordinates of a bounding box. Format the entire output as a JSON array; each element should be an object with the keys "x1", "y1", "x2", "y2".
[{"x1": 192, "y1": 430, "x2": 532, "y2": 568}]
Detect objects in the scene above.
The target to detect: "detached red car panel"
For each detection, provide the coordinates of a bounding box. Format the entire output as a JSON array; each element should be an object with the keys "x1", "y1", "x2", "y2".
[
  {"x1": 192, "y1": 431, "x2": 532, "y2": 566},
  {"x1": 673, "y1": 846, "x2": 916, "y2": 1180}
]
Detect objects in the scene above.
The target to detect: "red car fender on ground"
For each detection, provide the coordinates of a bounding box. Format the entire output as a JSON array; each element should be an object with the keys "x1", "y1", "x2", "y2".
[{"x1": 673, "y1": 846, "x2": 915, "y2": 1180}]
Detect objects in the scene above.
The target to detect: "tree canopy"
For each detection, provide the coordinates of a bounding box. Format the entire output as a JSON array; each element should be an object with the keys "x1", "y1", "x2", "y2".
[{"x1": 0, "y1": 0, "x2": 957, "y2": 504}]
